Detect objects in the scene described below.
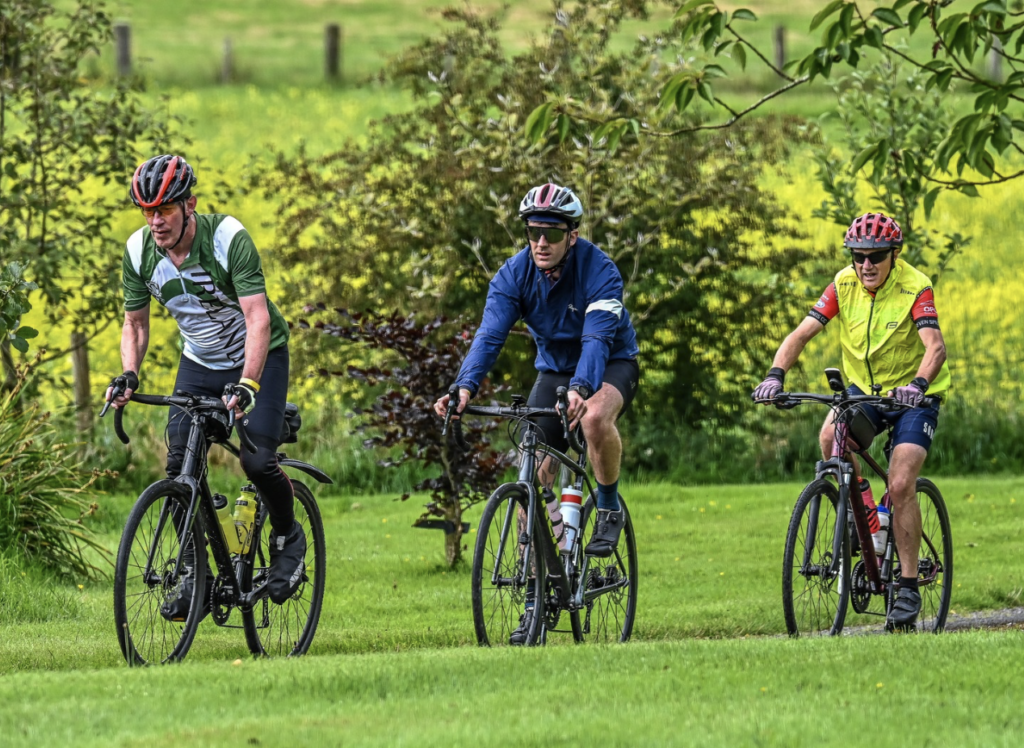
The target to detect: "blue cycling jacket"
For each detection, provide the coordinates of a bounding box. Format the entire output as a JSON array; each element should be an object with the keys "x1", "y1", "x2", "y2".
[{"x1": 456, "y1": 238, "x2": 639, "y2": 396}]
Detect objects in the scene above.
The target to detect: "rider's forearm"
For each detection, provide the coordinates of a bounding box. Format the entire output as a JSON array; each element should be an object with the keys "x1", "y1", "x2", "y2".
[
  {"x1": 915, "y1": 339, "x2": 947, "y2": 385},
  {"x1": 769, "y1": 318, "x2": 823, "y2": 374},
  {"x1": 120, "y1": 314, "x2": 150, "y2": 375},
  {"x1": 241, "y1": 312, "x2": 271, "y2": 384}
]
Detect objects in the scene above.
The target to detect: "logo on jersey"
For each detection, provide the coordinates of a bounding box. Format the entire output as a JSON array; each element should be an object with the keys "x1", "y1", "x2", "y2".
[
  {"x1": 886, "y1": 321, "x2": 898, "y2": 329},
  {"x1": 900, "y1": 288, "x2": 915, "y2": 295},
  {"x1": 922, "y1": 306, "x2": 935, "y2": 314},
  {"x1": 145, "y1": 280, "x2": 164, "y2": 303},
  {"x1": 815, "y1": 299, "x2": 827, "y2": 309},
  {"x1": 923, "y1": 423, "x2": 934, "y2": 438},
  {"x1": 568, "y1": 304, "x2": 579, "y2": 313}
]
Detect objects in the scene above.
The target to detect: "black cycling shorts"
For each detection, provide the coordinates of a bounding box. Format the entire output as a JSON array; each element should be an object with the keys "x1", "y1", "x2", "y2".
[{"x1": 526, "y1": 358, "x2": 640, "y2": 454}]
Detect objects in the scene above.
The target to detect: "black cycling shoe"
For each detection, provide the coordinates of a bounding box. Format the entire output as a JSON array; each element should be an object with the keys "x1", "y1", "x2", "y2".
[
  {"x1": 268, "y1": 520, "x2": 307, "y2": 604},
  {"x1": 160, "y1": 570, "x2": 212, "y2": 623},
  {"x1": 886, "y1": 587, "x2": 922, "y2": 632},
  {"x1": 509, "y1": 605, "x2": 536, "y2": 646},
  {"x1": 585, "y1": 508, "x2": 624, "y2": 558}
]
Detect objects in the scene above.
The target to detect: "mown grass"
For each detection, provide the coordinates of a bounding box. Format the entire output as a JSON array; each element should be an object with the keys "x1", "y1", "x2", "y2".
[
  {"x1": 3, "y1": 475, "x2": 1024, "y2": 744},
  {"x1": 4, "y1": 632, "x2": 1024, "y2": 747},
  {"x1": 3, "y1": 475, "x2": 1024, "y2": 676}
]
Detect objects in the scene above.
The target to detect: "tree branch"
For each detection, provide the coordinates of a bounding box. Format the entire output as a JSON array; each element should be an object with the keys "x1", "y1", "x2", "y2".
[{"x1": 725, "y1": 24, "x2": 794, "y2": 82}]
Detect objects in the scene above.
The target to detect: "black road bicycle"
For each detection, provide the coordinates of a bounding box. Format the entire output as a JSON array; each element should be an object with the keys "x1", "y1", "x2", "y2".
[
  {"x1": 760, "y1": 368, "x2": 953, "y2": 637},
  {"x1": 102, "y1": 383, "x2": 332, "y2": 664},
  {"x1": 444, "y1": 386, "x2": 638, "y2": 646}
]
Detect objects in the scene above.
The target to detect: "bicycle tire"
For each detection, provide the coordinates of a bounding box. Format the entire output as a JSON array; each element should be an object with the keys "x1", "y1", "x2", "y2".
[
  {"x1": 241, "y1": 480, "x2": 326, "y2": 657},
  {"x1": 886, "y1": 478, "x2": 953, "y2": 633},
  {"x1": 782, "y1": 478, "x2": 851, "y2": 637},
  {"x1": 575, "y1": 495, "x2": 638, "y2": 643},
  {"x1": 113, "y1": 479, "x2": 207, "y2": 665},
  {"x1": 471, "y1": 483, "x2": 546, "y2": 646}
]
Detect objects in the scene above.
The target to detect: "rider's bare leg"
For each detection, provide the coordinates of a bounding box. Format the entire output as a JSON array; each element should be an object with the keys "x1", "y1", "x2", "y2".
[
  {"x1": 888, "y1": 442, "x2": 927, "y2": 578},
  {"x1": 581, "y1": 384, "x2": 625, "y2": 486}
]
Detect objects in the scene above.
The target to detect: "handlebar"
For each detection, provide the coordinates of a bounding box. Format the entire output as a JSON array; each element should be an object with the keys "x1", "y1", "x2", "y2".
[
  {"x1": 441, "y1": 384, "x2": 586, "y2": 455},
  {"x1": 101, "y1": 390, "x2": 257, "y2": 454},
  {"x1": 754, "y1": 391, "x2": 940, "y2": 411}
]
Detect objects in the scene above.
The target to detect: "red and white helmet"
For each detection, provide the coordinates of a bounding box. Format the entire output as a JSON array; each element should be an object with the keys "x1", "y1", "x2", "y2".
[
  {"x1": 843, "y1": 212, "x2": 903, "y2": 249},
  {"x1": 518, "y1": 183, "x2": 584, "y2": 227}
]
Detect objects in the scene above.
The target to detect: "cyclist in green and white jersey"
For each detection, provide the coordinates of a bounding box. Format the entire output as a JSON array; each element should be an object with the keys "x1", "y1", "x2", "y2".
[{"x1": 105, "y1": 154, "x2": 304, "y2": 618}]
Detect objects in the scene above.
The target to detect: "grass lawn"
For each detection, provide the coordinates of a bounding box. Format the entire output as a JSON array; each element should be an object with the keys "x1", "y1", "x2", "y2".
[{"x1": 2, "y1": 475, "x2": 1024, "y2": 743}]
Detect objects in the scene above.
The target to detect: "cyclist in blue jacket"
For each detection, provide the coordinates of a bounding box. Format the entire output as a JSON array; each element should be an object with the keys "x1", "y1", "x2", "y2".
[{"x1": 435, "y1": 183, "x2": 640, "y2": 640}]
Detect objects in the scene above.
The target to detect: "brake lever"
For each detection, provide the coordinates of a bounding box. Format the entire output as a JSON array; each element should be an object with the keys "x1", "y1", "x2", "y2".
[
  {"x1": 442, "y1": 384, "x2": 460, "y2": 437},
  {"x1": 555, "y1": 386, "x2": 586, "y2": 454}
]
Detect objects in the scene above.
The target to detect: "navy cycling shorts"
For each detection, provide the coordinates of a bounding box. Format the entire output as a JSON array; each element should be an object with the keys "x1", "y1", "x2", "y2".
[{"x1": 848, "y1": 383, "x2": 940, "y2": 454}]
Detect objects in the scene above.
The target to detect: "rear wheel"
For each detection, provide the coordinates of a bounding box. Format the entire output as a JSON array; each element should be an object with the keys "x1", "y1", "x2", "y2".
[
  {"x1": 575, "y1": 495, "x2": 638, "y2": 643},
  {"x1": 241, "y1": 481, "x2": 326, "y2": 657},
  {"x1": 782, "y1": 479, "x2": 850, "y2": 637},
  {"x1": 113, "y1": 480, "x2": 207, "y2": 665},
  {"x1": 471, "y1": 484, "x2": 545, "y2": 646},
  {"x1": 888, "y1": 478, "x2": 953, "y2": 633}
]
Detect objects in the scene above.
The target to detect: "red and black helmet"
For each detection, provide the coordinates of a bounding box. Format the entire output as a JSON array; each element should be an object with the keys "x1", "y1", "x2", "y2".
[
  {"x1": 843, "y1": 212, "x2": 903, "y2": 249},
  {"x1": 519, "y1": 183, "x2": 584, "y2": 228},
  {"x1": 129, "y1": 155, "x2": 197, "y2": 208}
]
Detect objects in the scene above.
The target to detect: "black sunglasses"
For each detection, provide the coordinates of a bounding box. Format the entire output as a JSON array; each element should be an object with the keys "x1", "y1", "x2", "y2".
[
  {"x1": 850, "y1": 248, "x2": 894, "y2": 265},
  {"x1": 526, "y1": 226, "x2": 569, "y2": 243}
]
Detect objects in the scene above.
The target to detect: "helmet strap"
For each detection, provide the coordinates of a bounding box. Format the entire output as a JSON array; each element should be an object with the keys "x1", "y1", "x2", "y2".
[{"x1": 166, "y1": 204, "x2": 192, "y2": 252}]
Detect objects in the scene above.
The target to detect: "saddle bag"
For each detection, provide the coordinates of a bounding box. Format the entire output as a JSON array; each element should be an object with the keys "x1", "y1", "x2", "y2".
[
  {"x1": 846, "y1": 405, "x2": 879, "y2": 452},
  {"x1": 279, "y1": 402, "x2": 302, "y2": 444}
]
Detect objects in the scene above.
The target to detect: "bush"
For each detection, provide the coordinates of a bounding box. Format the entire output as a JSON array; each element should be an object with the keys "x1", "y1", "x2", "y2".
[{"x1": 0, "y1": 364, "x2": 112, "y2": 578}]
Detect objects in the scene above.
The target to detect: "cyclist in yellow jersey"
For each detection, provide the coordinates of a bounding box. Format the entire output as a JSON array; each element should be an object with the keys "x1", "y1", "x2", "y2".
[{"x1": 753, "y1": 213, "x2": 950, "y2": 631}]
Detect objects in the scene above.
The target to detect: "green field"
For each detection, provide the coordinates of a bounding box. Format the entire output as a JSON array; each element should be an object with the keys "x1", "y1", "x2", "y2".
[{"x1": 3, "y1": 476, "x2": 1024, "y2": 744}]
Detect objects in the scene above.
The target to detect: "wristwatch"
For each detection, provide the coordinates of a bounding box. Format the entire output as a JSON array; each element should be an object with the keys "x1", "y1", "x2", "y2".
[{"x1": 568, "y1": 384, "x2": 593, "y2": 400}]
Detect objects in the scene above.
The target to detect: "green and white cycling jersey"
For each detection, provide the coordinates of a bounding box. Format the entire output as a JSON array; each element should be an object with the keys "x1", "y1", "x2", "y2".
[{"x1": 122, "y1": 213, "x2": 290, "y2": 370}]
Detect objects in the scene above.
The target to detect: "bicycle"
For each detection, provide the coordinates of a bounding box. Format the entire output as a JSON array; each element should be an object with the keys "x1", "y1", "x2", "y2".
[
  {"x1": 443, "y1": 385, "x2": 638, "y2": 646},
  {"x1": 759, "y1": 367, "x2": 953, "y2": 637},
  {"x1": 101, "y1": 381, "x2": 332, "y2": 664}
]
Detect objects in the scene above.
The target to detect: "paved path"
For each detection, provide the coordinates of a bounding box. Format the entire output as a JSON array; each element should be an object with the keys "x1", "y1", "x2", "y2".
[{"x1": 842, "y1": 606, "x2": 1024, "y2": 636}]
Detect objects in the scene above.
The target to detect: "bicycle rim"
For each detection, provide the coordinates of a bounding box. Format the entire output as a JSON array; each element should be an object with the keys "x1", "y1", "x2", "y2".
[
  {"x1": 470, "y1": 484, "x2": 545, "y2": 646},
  {"x1": 782, "y1": 478, "x2": 850, "y2": 637},
  {"x1": 576, "y1": 496, "x2": 638, "y2": 643},
  {"x1": 113, "y1": 480, "x2": 206, "y2": 665},
  {"x1": 242, "y1": 481, "x2": 326, "y2": 657}
]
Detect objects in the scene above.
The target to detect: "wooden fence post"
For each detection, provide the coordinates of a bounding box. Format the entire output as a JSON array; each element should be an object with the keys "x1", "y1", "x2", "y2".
[
  {"x1": 221, "y1": 37, "x2": 234, "y2": 83},
  {"x1": 325, "y1": 23, "x2": 342, "y2": 81},
  {"x1": 114, "y1": 22, "x2": 131, "y2": 77},
  {"x1": 773, "y1": 25, "x2": 786, "y2": 76},
  {"x1": 990, "y1": 38, "x2": 1003, "y2": 82}
]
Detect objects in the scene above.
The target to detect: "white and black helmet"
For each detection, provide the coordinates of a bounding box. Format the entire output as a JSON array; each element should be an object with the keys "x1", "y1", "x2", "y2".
[{"x1": 518, "y1": 183, "x2": 584, "y2": 228}]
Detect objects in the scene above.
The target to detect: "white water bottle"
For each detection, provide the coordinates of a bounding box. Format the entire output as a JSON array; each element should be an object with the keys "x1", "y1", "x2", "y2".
[
  {"x1": 873, "y1": 505, "x2": 891, "y2": 555},
  {"x1": 543, "y1": 489, "x2": 567, "y2": 551},
  {"x1": 559, "y1": 487, "x2": 584, "y2": 555}
]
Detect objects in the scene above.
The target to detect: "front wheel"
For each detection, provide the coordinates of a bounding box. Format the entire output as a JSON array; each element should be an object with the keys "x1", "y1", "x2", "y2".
[
  {"x1": 782, "y1": 478, "x2": 850, "y2": 637},
  {"x1": 241, "y1": 480, "x2": 326, "y2": 657},
  {"x1": 471, "y1": 483, "x2": 546, "y2": 646},
  {"x1": 113, "y1": 480, "x2": 207, "y2": 665},
  {"x1": 575, "y1": 495, "x2": 638, "y2": 643}
]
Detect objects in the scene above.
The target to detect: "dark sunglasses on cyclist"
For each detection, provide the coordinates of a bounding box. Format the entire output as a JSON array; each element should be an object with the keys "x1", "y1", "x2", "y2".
[
  {"x1": 526, "y1": 226, "x2": 569, "y2": 244},
  {"x1": 850, "y1": 248, "x2": 894, "y2": 265},
  {"x1": 141, "y1": 203, "x2": 182, "y2": 219}
]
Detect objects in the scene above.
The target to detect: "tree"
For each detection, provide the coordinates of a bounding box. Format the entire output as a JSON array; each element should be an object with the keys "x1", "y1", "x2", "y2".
[
  {"x1": 256, "y1": 0, "x2": 810, "y2": 430},
  {"x1": 0, "y1": 261, "x2": 38, "y2": 394},
  {"x1": 529, "y1": 1, "x2": 1024, "y2": 197},
  {"x1": 0, "y1": 0, "x2": 180, "y2": 427},
  {"x1": 310, "y1": 309, "x2": 514, "y2": 567}
]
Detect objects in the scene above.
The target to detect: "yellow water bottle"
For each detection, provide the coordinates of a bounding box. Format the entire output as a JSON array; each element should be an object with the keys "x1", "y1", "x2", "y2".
[
  {"x1": 213, "y1": 493, "x2": 242, "y2": 554},
  {"x1": 233, "y1": 485, "x2": 258, "y2": 555}
]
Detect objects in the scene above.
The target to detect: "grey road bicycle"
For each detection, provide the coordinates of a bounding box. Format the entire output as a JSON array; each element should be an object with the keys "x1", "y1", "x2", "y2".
[{"x1": 444, "y1": 386, "x2": 638, "y2": 646}]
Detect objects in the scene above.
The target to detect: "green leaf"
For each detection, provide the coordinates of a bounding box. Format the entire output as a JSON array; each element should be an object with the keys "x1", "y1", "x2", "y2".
[
  {"x1": 872, "y1": 8, "x2": 904, "y2": 27},
  {"x1": 733, "y1": 42, "x2": 747, "y2": 71},
  {"x1": 839, "y1": 3, "x2": 855, "y2": 35},
  {"x1": 697, "y1": 81, "x2": 715, "y2": 105},
  {"x1": 865, "y1": 26, "x2": 884, "y2": 48},
  {"x1": 908, "y1": 3, "x2": 928, "y2": 33},
  {"x1": 674, "y1": 0, "x2": 714, "y2": 18},
  {"x1": 524, "y1": 102, "x2": 554, "y2": 143},
  {"x1": 15, "y1": 326, "x2": 38, "y2": 339},
  {"x1": 732, "y1": 8, "x2": 757, "y2": 21},
  {"x1": 676, "y1": 85, "x2": 696, "y2": 112},
  {"x1": 959, "y1": 184, "x2": 980, "y2": 198},
  {"x1": 703, "y1": 63, "x2": 728, "y2": 78},
  {"x1": 557, "y1": 113, "x2": 570, "y2": 144},
  {"x1": 606, "y1": 125, "x2": 623, "y2": 153},
  {"x1": 810, "y1": 0, "x2": 844, "y2": 32},
  {"x1": 10, "y1": 337, "x2": 28, "y2": 353},
  {"x1": 923, "y1": 187, "x2": 942, "y2": 220},
  {"x1": 850, "y1": 143, "x2": 879, "y2": 173},
  {"x1": 972, "y1": 1, "x2": 1007, "y2": 15}
]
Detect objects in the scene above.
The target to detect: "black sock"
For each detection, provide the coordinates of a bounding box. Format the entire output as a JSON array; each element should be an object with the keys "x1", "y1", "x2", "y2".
[{"x1": 900, "y1": 575, "x2": 919, "y2": 592}]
